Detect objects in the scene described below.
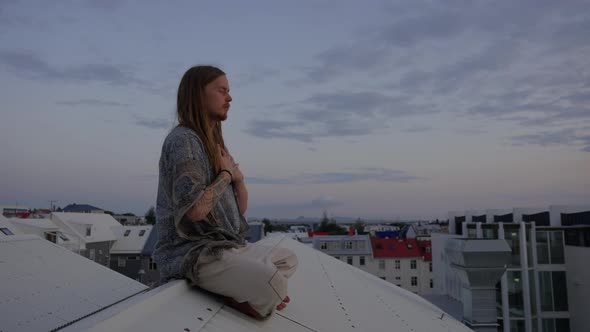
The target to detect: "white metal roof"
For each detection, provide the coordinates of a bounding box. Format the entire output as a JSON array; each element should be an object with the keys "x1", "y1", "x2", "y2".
[
  {"x1": 110, "y1": 225, "x2": 154, "y2": 254},
  {"x1": 0, "y1": 235, "x2": 148, "y2": 332},
  {"x1": 64, "y1": 235, "x2": 472, "y2": 332},
  {"x1": 0, "y1": 215, "x2": 23, "y2": 236},
  {"x1": 51, "y1": 212, "x2": 121, "y2": 243},
  {"x1": 9, "y1": 217, "x2": 59, "y2": 230}
]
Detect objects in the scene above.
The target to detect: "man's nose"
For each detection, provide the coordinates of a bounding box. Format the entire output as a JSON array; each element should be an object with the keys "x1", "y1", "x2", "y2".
[{"x1": 227, "y1": 93, "x2": 232, "y2": 102}]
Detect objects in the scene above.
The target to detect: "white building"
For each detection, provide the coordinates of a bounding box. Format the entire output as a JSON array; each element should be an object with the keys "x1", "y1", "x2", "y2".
[
  {"x1": 435, "y1": 205, "x2": 590, "y2": 332},
  {"x1": 364, "y1": 238, "x2": 433, "y2": 295},
  {"x1": 313, "y1": 234, "x2": 434, "y2": 295},
  {"x1": 8, "y1": 217, "x2": 78, "y2": 252},
  {"x1": 312, "y1": 234, "x2": 373, "y2": 268},
  {"x1": 50, "y1": 212, "x2": 121, "y2": 266}
]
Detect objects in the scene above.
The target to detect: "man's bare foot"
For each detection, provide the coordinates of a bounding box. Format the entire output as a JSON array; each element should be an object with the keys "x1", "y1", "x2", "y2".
[{"x1": 276, "y1": 296, "x2": 291, "y2": 311}]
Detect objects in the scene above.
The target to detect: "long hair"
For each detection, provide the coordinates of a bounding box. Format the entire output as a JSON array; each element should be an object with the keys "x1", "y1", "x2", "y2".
[{"x1": 176, "y1": 65, "x2": 227, "y2": 174}]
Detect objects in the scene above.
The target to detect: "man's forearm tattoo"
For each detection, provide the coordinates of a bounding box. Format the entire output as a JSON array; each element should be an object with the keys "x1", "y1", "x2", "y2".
[{"x1": 194, "y1": 173, "x2": 231, "y2": 218}]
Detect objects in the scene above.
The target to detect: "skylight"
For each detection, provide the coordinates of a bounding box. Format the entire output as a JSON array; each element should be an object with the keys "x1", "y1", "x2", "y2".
[{"x1": 1, "y1": 227, "x2": 14, "y2": 235}]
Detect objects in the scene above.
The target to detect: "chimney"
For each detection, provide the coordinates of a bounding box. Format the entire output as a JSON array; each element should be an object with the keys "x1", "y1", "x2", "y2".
[{"x1": 446, "y1": 238, "x2": 511, "y2": 332}]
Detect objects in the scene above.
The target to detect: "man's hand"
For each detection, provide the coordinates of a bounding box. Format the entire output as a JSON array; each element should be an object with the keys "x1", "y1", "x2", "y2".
[{"x1": 224, "y1": 148, "x2": 244, "y2": 183}]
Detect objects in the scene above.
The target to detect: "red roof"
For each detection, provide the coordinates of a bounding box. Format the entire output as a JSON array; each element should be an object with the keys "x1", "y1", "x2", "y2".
[
  {"x1": 371, "y1": 238, "x2": 431, "y2": 260},
  {"x1": 416, "y1": 239, "x2": 432, "y2": 261}
]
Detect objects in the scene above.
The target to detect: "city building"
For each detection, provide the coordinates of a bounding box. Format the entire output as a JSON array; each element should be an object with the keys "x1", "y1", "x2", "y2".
[
  {"x1": 434, "y1": 205, "x2": 590, "y2": 332},
  {"x1": 62, "y1": 203, "x2": 105, "y2": 214},
  {"x1": 312, "y1": 234, "x2": 373, "y2": 269},
  {"x1": 1, "y1": 205, "x2": 30, "y2": 218},
  {"x1": 50, "y1": 212, "x2": 121, "y2": 266},
  {"x1": 110, "y1": 225, "x2": 159, "y2": 287},
  {"x1": 367, "y1": 238, "x2": 433, "y2": 295},
  {"x1": 8, "y1": 217, "x2": 78, "y2": 252},
  {"x1": 112, "y1": 214, "x2": 143, "y2": 225}
]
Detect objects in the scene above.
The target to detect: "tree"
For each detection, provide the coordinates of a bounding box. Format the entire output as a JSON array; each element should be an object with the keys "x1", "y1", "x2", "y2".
[
  {"x1": 316, "y1": 211, "x2": 347, "y2": 235},
  {"x1": 104, "y1": 210, "x2": 114, "y2": 216},
  {"x1": 123, "y1": 212, "x2": 136, "y2": 216},
  {"x1": 354, "y1": 218, "x2": 365, "y2": 235},
  {"x1": 145, "y1": 206, "x2": 156, "y2": 225},
  {"x1": 262, "y1": 218, "x2": 273, "y2": 234}
]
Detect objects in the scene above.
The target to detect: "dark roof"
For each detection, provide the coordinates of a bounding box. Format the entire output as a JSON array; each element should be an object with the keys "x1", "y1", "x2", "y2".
[
  {"x1": 63, "y1": 203, "x2": 103, "y2": 212},
  {"x1": 141, "y1": 226, "x2": 158, "y2": 256}
]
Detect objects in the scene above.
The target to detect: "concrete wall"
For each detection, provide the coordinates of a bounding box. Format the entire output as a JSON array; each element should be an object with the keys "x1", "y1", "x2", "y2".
[
  {"x1": 565, "y1": 245, "x2": 590, "y2": 332},
  {"x1": 82, "y1": 241, "x2": 112, "y2": 267},
  {"x1": 432, "y1": 233, "x2": 463, "y2": 301},
  {"x1": 110, "y1": 254, "x2": 160, "y2": 287}
]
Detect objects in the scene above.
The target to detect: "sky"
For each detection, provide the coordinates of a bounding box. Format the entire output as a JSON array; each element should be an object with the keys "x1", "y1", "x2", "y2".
[{"x1": 0, "y1": 0, "x2": 589, "y2": 220}]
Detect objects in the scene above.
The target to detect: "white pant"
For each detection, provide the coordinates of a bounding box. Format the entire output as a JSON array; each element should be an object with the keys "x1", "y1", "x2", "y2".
[{"x1": 191, "y1": 242, "x2": 298, "y2": 317}]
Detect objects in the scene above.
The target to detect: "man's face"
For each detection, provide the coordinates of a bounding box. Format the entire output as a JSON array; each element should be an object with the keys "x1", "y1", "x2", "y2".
[{"x1": 204, "y1": 75, "x2": 232, "y2": 122}]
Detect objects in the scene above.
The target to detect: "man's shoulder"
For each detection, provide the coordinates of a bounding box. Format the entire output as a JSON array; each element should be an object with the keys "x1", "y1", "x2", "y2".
[
  {"x1": 164, "y1": 126, "x2": 201, "y2": 144},
  {"x1": 163, "y1": 126, "x2": 205, "y2": 154}
]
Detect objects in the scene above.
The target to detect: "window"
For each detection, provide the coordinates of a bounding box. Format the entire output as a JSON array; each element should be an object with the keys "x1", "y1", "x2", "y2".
[
  {"x1": 395, "y1": 260, "x2": 400, "y2": 269},
  {"x1": 124, "y1": 230, "x2": 131, "y2": 237},
  {"x1": 86, "y1": 226, "x2": 91, "y2": 237},
  {"x1": 508, "y1": 271, "x2": 524, "y2": 317},
  {"x1": 98, "y1": 250, "x2": 103, "y2": 255},
  {"x1": 411, "y1": 276, "x2": 418, "y2": 286},
  {"x1": 0, "y1": 228, "x2": 14, "y2": 235},
  {"x1": 430, "y1": 279, "x2": 433, "y2": 288},
  {"x1": 139, "y1": 230, "x2": 146, "y2": 237},
  {"x1": 149, "y1": 257, "x2": 157, "y2": 271},
  {"x1": 360, "y1": 256, "x2": 365, "y2": 266},
  {"x1": 539, "y1": 271, "x2": 569, "y2": 312},
  {"x1": 395, "y1": 276, "x2": 401, "y2": 280},
  {"x1": 537, "y1": 231, "x2": 565, "y2": 264},
  {"x1": 504, "y1": 226, "x2": 521, "y2": 266},
  {"x1": 347, "y1": 256, "x2": 353, "y2": 265},
  {"x1": 127, "y1": 256, "x2": 139, "y2": 260},
  {"x1": 389, "y1": 244, "x2": 395, "y2": 250},
  {"x1": 426, "y1": 246, "x2": 431, "y2": 253},
  {"x1": 45, "y1": 232, "x2": 57, "y2": 243},
  {"x1": 411, "y1": 260, "x2": 417, "y2": 269},
  {"x1": 57, "y1": 232, "x2": 68, "y2": 241},
  {"x1": 345, "y1": 241, "x2": 353, "y2": 249},
  {"x1": 429, "y1": 262, "x2": 432, "y2": 272},
  {"x1": 89, "y1": 249, "x2": 96, "y2": 260},
  {"x1": 320, "y1": 242, "x2": 327, "y2": 250},
  {"x1": 376, "y1": 243, "x2": 383, "y2": 250},
  {"x1": 379, "y1": 260, "x2": 385, "y2": 270},
  {"x1": 118, "y1": 257, "x2": 126, "y2": 267}
]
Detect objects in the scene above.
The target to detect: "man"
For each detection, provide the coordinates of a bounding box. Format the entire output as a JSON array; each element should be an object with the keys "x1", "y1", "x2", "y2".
[{"x1": 153, "y1": 65, "x2": 297, "y2": 319}]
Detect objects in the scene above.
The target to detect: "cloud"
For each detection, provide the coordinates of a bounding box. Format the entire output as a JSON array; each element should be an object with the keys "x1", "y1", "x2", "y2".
[
  {"x1": 403, "y1": 125, "x2": 432, "y2": 133},
  {"x1": 511, "y1": 127, "x2": 590, "y2": 152},
  {"x1": 56, "y1": 99, "x2": 129, "y2": 107},
  {"x1": 0, "y1": 49, "x2": 145, "y2": 86},
  {"x1": 133, "y1": 116, "x2": 172, "y2": 130},
  {"x1": 245, "y1": 91, "x2": 435, "y2": 141},
  {"x1": 84, "y1": 0, "x2": 125, "y2": 10},
  {"x1": 248, "y1": 168, "x2": 421, "y2": 185},
  {"x1": 234, "y1": 66, "x2": 280, "y2": 86}
]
